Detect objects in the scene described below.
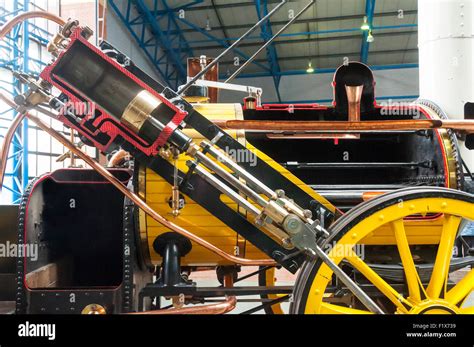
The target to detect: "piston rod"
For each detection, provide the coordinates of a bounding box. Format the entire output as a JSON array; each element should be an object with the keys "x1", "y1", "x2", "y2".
[
  {"x1": 190, "y1": 163, "x2": 262, "y2": 216},
  {"x1": 199, "y1": 141, "x2": 314, "y2": 224},
  {"x1": 199, "y1": 141, "x2": 275, "y2": 198},
  {"x1": 194, "y1": 150, "x2": 268, "y2": 207},
  {"x1": 189, "y1": 161, "x2": 293, "y2": 246}
]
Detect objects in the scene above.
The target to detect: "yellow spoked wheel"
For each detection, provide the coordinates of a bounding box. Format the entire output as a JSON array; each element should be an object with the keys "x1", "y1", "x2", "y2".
[{"x1": 291, "y1": 187, "x2": 474, "y2": 314}]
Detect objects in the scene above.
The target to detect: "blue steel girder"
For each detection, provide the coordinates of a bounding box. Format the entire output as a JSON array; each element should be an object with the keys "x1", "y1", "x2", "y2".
[
  {"x1": 255, "y1": 0, "x2": 282, "y2": 102},
  {"x1": 176, "y1": 17, "x2": 271, "y2": 73},
  {"x1": 0, "y1": 0, "x2": 44, "y2": 203},
  {"x1": 183, "y1": 23, "x2": 417, "y2": 45},
  {"x1": 360, "y1": 0, "x2": 376, "y2": 64},
  {"x1": 152, "y1": 0, "x2": 204, "y2": 15},
  {"x1": 108, "y1": 0, "x2": 194, "y2": 90},
  {"x1": 220, "y1": 63, "x2": 419, "y2": 79}
]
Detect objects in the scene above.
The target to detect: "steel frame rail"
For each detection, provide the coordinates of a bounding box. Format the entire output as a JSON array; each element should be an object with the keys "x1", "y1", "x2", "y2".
[
  {"x1": 0, "y1": 1, "x2": 52, "y2": 203},
  {"x1": 108, "y1": 0, "x2": 195, "y2": 90}
]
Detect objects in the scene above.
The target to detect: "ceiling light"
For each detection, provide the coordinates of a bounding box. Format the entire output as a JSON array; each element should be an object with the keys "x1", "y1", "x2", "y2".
[
  {"x1": 360, "y1": 16, "x2": 370, "y2": 31},
  {"x1": 306, "y1": 61, "x2": 314, "y2": 73},
  {"x1": 205, "y1": 18, "x2": 212, "y2": 31},
  {"x1": 366, "y1": 30, "x2": 374, "y2": 43}
]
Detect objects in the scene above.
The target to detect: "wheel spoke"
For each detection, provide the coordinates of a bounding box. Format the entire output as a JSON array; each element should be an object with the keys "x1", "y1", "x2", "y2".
[
  {"x1": 320, "y1": 302, "x2": 373, "y2": 314},
  {"x1": 392, "y1": 219, "x2": 422, "y2": 302},
  {"x1": 445, "y1": 269, "x2": 474, "y2": 305},
  {"x1": 426, "y1": 215, "x2": 461, "y2": 299},
  {"x1": 346, "y1": 251, "x2": 411, "y2": 313}
]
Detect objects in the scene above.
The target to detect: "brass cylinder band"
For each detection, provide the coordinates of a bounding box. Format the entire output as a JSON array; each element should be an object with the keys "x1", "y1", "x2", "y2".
[{"x1": 121, "y1": 90, "x2": 162, "y2": 133}]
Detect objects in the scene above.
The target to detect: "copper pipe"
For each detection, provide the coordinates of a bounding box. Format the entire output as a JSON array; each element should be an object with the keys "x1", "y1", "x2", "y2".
[
  {"x1": 0, "y1": 92, "x2": 275, "y2": 267},
  {"x1": 0, "y1": 11, "x2": 65, "y2": 192},
  {"x1": 266, "y1": 133, "x2": 359, "y2": 140},
  {"x1": 345, "y1": 85, "x2": 363, "y2": 122},
  {"x1": 0, "y1": 11, "x2": 65, "y2": 39},
  {"x1": 131, "y1": 274, "x2": 237, "y2": 315},
  {"x1": 442, "y1": 120, "x2": 474, "y2": 132},
  {"x1": 362, "y1": 191, "x2": 385, "y2": 201},
  {"x1": 0, "y1": 113, "x2": 26, "y2": 193},
  {"x1": 211, "y1": 119, "x2": 474, "y2": 133}
]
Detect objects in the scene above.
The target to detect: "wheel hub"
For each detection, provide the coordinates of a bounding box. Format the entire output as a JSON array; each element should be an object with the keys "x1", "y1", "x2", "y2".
[{"x1": 407, "y1": 300, "x2": 460, "y2": 314}]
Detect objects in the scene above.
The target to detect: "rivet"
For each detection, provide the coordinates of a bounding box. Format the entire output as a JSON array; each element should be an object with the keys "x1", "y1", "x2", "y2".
[
  {"x1": 315, "y1": 289, "x2": 320, "y2": 295},
  {"x1": 379, "y1": 214, "x2": 384, "y2": 221},
  {"x1": 441, "y1": 202, "x2": 448, "y2": 209},
  {"x1": 351, "y1": 233, "x2": 357, "y2": 239},
  {"x1": 409, "y1": 204, "x2": 415, "y2": 210}
]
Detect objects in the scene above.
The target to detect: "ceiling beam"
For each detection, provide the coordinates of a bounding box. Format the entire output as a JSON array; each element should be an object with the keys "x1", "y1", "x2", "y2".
[
  {"x1": 183, "y1": 29, "x2": 417, "y2": 51},
  {"x1": 155, "y1": 0, "x2": 285, "y2": 12},
  {"x1": 218, "y1": 48, "x2": 418, "y2": 67},
  {"x1": 221, "y1": 63, "x2": 419, "y2": 79},
  {"x1": 210, "y1": 0, "x2": 231, "y2": 45},
  {"x1": 176, "y1": 15, "x2": 272, "y2": 72},
  {"x1": 360, "y1": 0, "x2": 376, "y2": 63},
  {"x1": 162, "y1": 9, "x2": 417, "y2": 35}
]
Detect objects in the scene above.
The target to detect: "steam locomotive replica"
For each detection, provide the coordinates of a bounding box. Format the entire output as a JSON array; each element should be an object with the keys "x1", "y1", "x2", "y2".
[{"x1": 0, "y1": 15, "x2": 473, "y2": 315}]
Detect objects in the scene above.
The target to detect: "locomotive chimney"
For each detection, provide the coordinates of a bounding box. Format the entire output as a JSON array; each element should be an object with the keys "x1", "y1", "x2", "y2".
[{"x1": 345, "y1": 85, "x2": 364, "y2": 122}]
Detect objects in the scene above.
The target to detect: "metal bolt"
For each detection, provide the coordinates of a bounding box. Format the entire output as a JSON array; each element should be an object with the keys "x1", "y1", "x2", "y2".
[
  {"x1": 275, "y1": 189, "x2": 285, "y2": 198},
  {"x1": 286, "y1": 217, "x2": 299, "y2": 231}
]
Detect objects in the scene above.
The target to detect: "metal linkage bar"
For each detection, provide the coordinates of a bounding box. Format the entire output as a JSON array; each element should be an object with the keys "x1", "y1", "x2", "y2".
[
  {"x1": 200, "y1": 141, "x2": 276, "y2": 198},
  {"x1": 226, "y1": 0, "x2": 315, "y2": 83},
  {"x1": 253, "y1": 0, "x2": 283, "y2": 102},
  {"x1": 307, "y1": 246, "x2": 384, "y2": 314},
  {"x1": 282, "y1": 161, "x2": 433, "y2": 169},
  {"x1": 194, "y1": 150, "x2": 268, "y2": 207},
  {"x1": 190, "y1": 163, "x2": 262, "y2": 216},
  {"x1": 239, "y1": 294, "x2": 290, "y2": 314},
  {"x1": 194, "y1": 286, "x2": 293, "y2": 297},
  {"x1": 177, "y1": 0, "x2": 287, "y2": 95}
]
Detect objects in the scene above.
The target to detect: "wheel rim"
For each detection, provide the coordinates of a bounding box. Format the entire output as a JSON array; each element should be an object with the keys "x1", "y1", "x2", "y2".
[{"x1": 299, "y1": 194, "x2": 474, "y2": 314}]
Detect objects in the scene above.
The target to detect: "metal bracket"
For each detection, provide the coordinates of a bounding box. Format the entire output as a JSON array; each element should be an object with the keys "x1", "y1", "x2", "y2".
[{"x1": 187, "y1": 78, "x2": 263, "y2": 98}]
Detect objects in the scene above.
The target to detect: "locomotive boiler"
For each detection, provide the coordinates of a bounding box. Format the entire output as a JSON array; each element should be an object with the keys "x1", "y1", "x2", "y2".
[{"x1": 0, "y1": 12, "x2": 473, "y2": 315}]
